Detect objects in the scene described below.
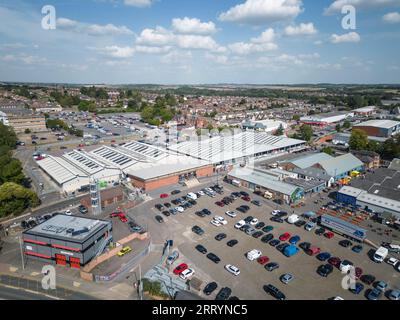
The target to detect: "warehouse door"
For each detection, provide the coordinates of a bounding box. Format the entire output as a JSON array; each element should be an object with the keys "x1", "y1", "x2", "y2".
[
  {"x1": 70, "y1": 257, "x2": 81, "y2": 269},
  {"x1": 55, "y1": 254, "x2": 67, "y2": 266}
]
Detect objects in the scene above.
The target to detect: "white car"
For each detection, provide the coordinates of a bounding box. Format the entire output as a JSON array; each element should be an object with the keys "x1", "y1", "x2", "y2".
[
  {"x1": 334, "y1": 296, "x2": 344, "y2": 300},
  {"x1": 226, "y1": 211, "x2": 237, "y2": 218},
  {"x1": 247, "y1": 249, "x2": 262, "y2": 261},
  {"x1": 250, "y1": 218, "x2": 259, "y2": 226},
  {"x1": 198, "y1": 191, "x2": 205, "y2": 196},
  {"x1": 211, "y1": 220, "x2": 222, "y2": 227},
  {"x1": 176, "y1": 207, "x2": 185, "y2": 213},
  {"x1": 387, "y1": 257, "x2": 399, "y2": 266},
  {"x1": 187, "y1": 192, "x2": 198, "y2": 200},
  {"x1": 214, "y1": 216, "x2": 228, "y2": 225},
  {"x1": 271, "y1": 210, "x2": 281, "y2": 216},
  {"x1": 225, "y1": 264, "x2": 240, "y2": 276},
  {"x1": 235, "y1": 220, "x2": 246, "y2": 229},
  {"x1": 180, "y1": 268, "x2": 195, "y2": 280},
  {"x1": 64, "y1": 210, "x2": 72, "y2": 216}
]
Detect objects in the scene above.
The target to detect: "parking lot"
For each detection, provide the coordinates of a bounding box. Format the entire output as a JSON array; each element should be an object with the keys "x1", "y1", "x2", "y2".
[{"x1": 140, "y1": 182, "x2": 400, "y2": 300}]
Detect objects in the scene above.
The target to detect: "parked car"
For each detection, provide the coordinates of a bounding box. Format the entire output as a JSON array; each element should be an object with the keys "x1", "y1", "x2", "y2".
[
  {"x1": 155, "y1": 215, "x2": 164, "y2": 223},
  {"x1": 262, "y1": 225, "x2": 274, "y2": 233},
  {"x1": 324, "y1": 232, "x2": 335, "y2": 239},
  {"x1": 361, "y1": 274, "x2": 376, "y2": 285},
  {"x1": 339, "y1": 240, "x2": 353, "y2": 248},
  {"x1": 388, "y1": 289, "x2": 400, "y2": 301},
  {"x1": 349, "y1": 283, "x2": 364, "y2": 295},
  {"x1": 265, "y1": 262, "x2": 280, "y2": 272},
  {"x1": 263, "y1": 284, "x2": 286, "y2": 300},
  {"x1": 252, "y1": 231, "x2": 264, "y2": 239},
  {"x1": 225, "y1": 211, "x2": 237, "y2": 218},
  {"x1": 215, "y1": 233, "x2": 227, "y2": 241},
  {"x1": 192, "y1": 226, "x2": 205, "y2": 236},
  {"x1": 261, "y1": 234, "x2": 274, "y2": 243},
  {"x1": 316, "y1": 252, "x2": 331, "y2": 261},
  {"x1": 227, "y1": 240, "x2": 238, "y2": 247},
  {"x1": 215, "y1": 287, "x2": 232, "y2": 300},
  {"x1": 203, "y1": 282, "x2": 218, "y2": 296},
  {"x1": 279, "y1": 233, "x2": 291, "y2": 242},
  {"x1": 180, "y1": 268, "x2": 195, "y2": 280},
  {"x1": 235, "y1": 220, "x2": 246, "y2": 229},
  {"x1": 166, "y1": 251, "x2": 179, "y2": 265},
  {"x1": 117, "y1": 246, "x2": 132, "y2": 257},
  {"x1": 289, "y1": 235, "x2": 301, "y2": 245},
  {"x1": 207, "y1": 253, "x2": 221, "y2": 264},
  {"x1": 352, "y1": 245, "x2": 363, "y2": 253},
  {"x1": 195, "y1": 245, "x2": 208, "y2": 254},
  {"x1": 255, "y1": 222, "x2": 266, "y2": 229},
  {"x1": 317, "y1": 264, "x2": 334, "y2": 277},
  {"x1": 257, "y1": 256, "x2": 270, "y2": 265},
  {"x1": 367, "y1": 288, "x2": 382, "y2": 301},
  {"x1": 269, "y1": 239, "x2": 281, "y2": 247},
  {"x1": 225, "y1": 264, "x2": 240, "y2": 276},
  {"x1": 270, "y1": 217, "x2": 284, "y2": 224},
  {"x1": 280, "y1": 273, "x2": 294, "y2": 284},
  {"x1": 315, "y1": 228, "x2": 326, "y2": 236},
  {"x1": 173, "y1": 263, "x2": 188, "y2": 275}
]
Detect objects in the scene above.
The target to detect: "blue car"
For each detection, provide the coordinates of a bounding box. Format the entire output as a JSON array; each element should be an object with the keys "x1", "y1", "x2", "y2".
[
  {"x1": 349, "y1": 283, "x2": 364, "y2": 295},
  {"x1": 352, "y1": 245, "x2": 363, "y2": 253},
  {"x1": 289, "y1": 235, "x2": 301, "y2": 245},
  {"x1": 316, "y1": 252, "x2": 331, "y2": 261}
]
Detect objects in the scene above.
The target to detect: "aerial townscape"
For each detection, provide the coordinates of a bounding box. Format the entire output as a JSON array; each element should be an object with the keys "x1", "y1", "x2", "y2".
[{"x1": 0, "y1": 0, "x2": 399, "y2": 305}]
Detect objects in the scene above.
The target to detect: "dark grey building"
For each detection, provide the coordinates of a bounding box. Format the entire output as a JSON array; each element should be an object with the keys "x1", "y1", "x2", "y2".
[{"x1": 22, "y1": 215, "x2": 113, "y2": 269}]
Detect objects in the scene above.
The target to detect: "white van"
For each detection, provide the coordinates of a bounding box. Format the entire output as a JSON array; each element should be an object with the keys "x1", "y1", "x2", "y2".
[
  {"x1": 287, "y1": 214, "x2": 300, "y2": 224},
  {"x1": 187, "y1": 192, "x2": 198, "y2": 200},
  {"x1": 373, "y1": 247, "x2": 389, "y2": 263},
  {"x1": 247, "y1": 249, "x2": 262, "y2": 261}
]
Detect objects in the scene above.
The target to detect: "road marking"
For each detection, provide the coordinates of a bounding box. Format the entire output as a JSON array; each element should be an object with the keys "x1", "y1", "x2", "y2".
[
  {"x1": 73, "y1": 281, "x2": 81, "y2": 288},
  {"x1": 30, "y1": 272, "x2": 40, "y2": 277},
  {"x1": 9, "y1": 267, "x2": 18, "y2": 273}
]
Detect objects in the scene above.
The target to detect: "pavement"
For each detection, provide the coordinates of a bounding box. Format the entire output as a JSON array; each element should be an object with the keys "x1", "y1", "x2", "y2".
[{"x1": 126, "y1": 181, "x2": 400, "y2": 300}]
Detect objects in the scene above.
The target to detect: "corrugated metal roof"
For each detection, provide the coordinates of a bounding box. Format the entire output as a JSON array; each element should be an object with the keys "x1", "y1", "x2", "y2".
[
  {"x1": 229, "y1": 166, "x2": 302, "y2": 196},
  {"x1": 338, "y1": 186, "x2": 364, "y2": 198},
  {"x1": 290, "y1": 153, "x2": 333, "y2": 169},
  {"x1": 317, "y1": 154, "x2": 363, "y2": 177},
  {"x1": 354, "y1": 119, "x2": 400, "y2": 129},
  {"x1": 37, "y1": 156, "x2": 86, "y2": 185},
  {"x1": 357, "y1": 192, "x2": 400, "y2": 213}
]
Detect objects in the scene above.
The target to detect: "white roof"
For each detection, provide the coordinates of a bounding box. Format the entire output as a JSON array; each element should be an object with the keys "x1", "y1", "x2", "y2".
[
  {"x1": 37, "y1": 156, "x2": 86, "y2": 185},
  {"x1": 355, "y1": 119, "x2": 400, "y2": 129},
  {"x1": 119, "y1": 141, "x2": 168, "y2": 162},
  {"x1": 357, "y1": 192, "x2": 400, "y2": 213},
  {"x1": 168, "y1": 131, "x2": 305, "y2": 164},
  {"x1": 62, "y1": 150, "x2": 104, "y2": 175},
  {"x1": 90, "y1": 146, "x2": 137, "y2": 169},
  {"x1": 338, "y1": 186, "x2": 364, "y2": 198}
]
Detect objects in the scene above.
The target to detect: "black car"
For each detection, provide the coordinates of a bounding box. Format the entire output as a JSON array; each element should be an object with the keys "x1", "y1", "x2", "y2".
[
  {"x1": 20, "y1": 220, "x2": 28, "y2": 229},
  {"x1": 240, "y1": 191, "x2": 249, "y2": 197},
  {"x1": 265, "y1": 262, "x2": 280, "y2": 271},
  {"x1": 188, "y1": 199, "x2": 197, "y2": 206},
  {"x1": 207, "y1": 253, "x2": 221, "y2": 264},
  {"x1": 269, "y1": 239, "x2": 281, "y2": 247},
  {"x1": 171, "y1": 199, "x2": 181, "y2": 205},
  {"x1": 261, "y1": 234, "x2": 274, "y2": 243},
  {"x1": 215, "y1": 233, "x2": 227, "y2": 241},
  {"x1": 78, "y1": 205, "x2": 88, "y2": 214},
  {"x1": 215, "y1": 287, "x2": 232, "y2": 300},
  {"x1": 295, "y1": 220, "x2": 306, "y2": 227},
  {"x1": 155, "y1": 204, "x2": 164, "y2": 211},
  {"x1": 251, "y1": 200, "x2": 262, "y2": 207},
  {"x1": 263, "y1": 284, "x2": 286, "y2": 300},
  {"x1": 162, "y1": 210, "x2": 171, "y2": 217},
  {"x1": 192, "y1": 226, "x2": 205, "y2": 236},
  {"x1": 203, "y1": 282, "x2": 218, "y2": 295},
  {"x1": 202, "y1": 209, "x2": 212, "y2": 216},
  {"x1": 315, "y1": 228, "x2": 326, "y2": 236},
  {"x1": 227, "y1": 240, "x2": 238, "y2": 247},
  {"x1": 299, "y1": 242, "x2": 311, "y2": 251},
  {"x1": 339, "y1": 240, "x2": 353, "y2": 248},
  {"x1": 164, "y1": 203, "x2": 171, "y2": 208},
  {"x1": 361, "y1": 274, "x2": 376, "y2": 285},
  {"x1": 171, "y1": 190, "x2": 181, "y2": 195},
  {"x1": 244, "y1": 216, "x2": 254, "y2": 223},
  {"x1": 252, "y1": 231, "x2": 264, "y2": 239},
  {"x1": 270, "y1": 217, "x2": 284, "y2": 224},
  {"x1": 276, "y1": 243, "x2": 290, "y2": 252},
  {"x1": 317, "y1": 264, "x2": 334, "y2": 277},
  {"x1": 195, "y1": 211, "x2": 206, "y2": 218},
  {"x1": 155, "y1": 215, "x2": 164, "y2": 223},
  {"x1": 196, "y1": 244, "x2": 208, "y2": 254},
  {"x1": 275, "y1": 211, "x2": 288, "y2": 218},
  {"x1": 255, "y1": 222, "x2": 266, "y2": 229}
]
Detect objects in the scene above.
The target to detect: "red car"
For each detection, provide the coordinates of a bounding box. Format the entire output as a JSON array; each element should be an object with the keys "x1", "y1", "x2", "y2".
[
  {"x1": 215, "y1": 201, "x2": 225, "y2": 207},
  {"x1": 279, "y1": 233, "x2": 291, "y2": 242},
  {"x1": 306, "y1": 246, "x2": 321, "y2": 256},
  {"x1": 110, "y1": 212, "x2": 123, "y2": 218},
  {"x1": 328, "y1": 257, "x2": 341, "y2": 268},
  {"x1": 257, "y1": 256, "x2": 270, "y2": 265},
  {"x1": 324, "y1": 232, "x2": 335, "y2": 239},
  {"x1": 242, "y1": 196, "x2": 251, "y2": 202},
  {"x1": 173, "y1": 263, "x2": 188, "y2": 275},
  {"x1": 355, "y1": 267, "x2": 363, "y2": 279},
  {"x1": 160, "y1": 194, "x2": 169, "y2": 199},
  {"x1": 119, "y1": 214, "x2": 128, "y2": 223}
]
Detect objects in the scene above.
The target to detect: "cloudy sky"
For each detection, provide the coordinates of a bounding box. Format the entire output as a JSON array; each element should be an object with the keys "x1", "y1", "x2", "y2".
[{"x1": 0, "y1": 0, "x2": 399, "y2": 84}]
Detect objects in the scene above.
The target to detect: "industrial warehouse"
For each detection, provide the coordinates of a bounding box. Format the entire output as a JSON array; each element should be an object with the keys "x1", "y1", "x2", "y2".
[
  {"x1": 22, "y1": 215, "x2": 113, "y2": 268},
  {"x1": 35, "y1": 132, "x2": 306, "y2": 193}
]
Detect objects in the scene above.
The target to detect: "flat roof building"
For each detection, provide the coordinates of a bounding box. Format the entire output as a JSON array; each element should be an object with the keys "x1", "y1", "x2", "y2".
[
  {"x1": 353, "y1": 119, "x2": 400, "y2": 138},
  {"x1": 300, "y1": 112, "x2": 354, "y2": 127},
  {"x1": 22, "y1": 214, "x2": 113, "y2": 268}
]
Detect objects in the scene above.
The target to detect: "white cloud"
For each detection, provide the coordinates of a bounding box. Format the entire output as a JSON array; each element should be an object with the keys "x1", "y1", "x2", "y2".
[
  {"x1": 284, "y1": 23, "x2": 317, "y2": 36},
  {"x1": 103, "y1": 46, "x2": 135, "y2": 58},
  {"x1": 383, "y1": 12, "x2": 400, "y2": 23},
  {"x1": 172, "y1": 17, "x2": 217, "y2": 35},
  {"x1": 136, "y1": 27, "x2": 175, "y2": 46},
  {"x1": 218, "y1": 0, "x2": 303, "y2": 25},
  {"x1": 324, "y1": 0, "x2": 400, "y2": 15},
  {"x1": 135, "y1": 45, "x2": 172, "y2": 54},
  {"x1": 56, "y1": 17, "x2": 133, "y2": 36},
  {"x1": 205, "y1": 53, "x2": 229, "y2": 65},
  {"x1": 316, "y1": 63, "x2": 342, "y2": 70},
  {"x1": 251, "y1": 28, "x2": 275, "y2": 43},
  {"x1": 160, "y1": 50, "x2": 192, "y2": 64},
  {"x1": 123, "y1": 0, "x2": 154, "y2": 7},
  {"x1": 330, "y1": 32, "x2": 361, "y2": 43},
  {"x1": 176, "y1": 35, "x2": 223, "y2": 51}
]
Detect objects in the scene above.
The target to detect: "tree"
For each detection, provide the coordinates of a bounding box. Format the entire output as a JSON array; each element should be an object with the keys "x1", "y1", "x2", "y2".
[
  {"x1": 335, "y1": 124, "x2": 342, "y2": 133},
  {"x1": 0, "y1": 182, "x2": 40, "y2": 218},
  {"x1": 321, "y1": 147, "x2": 335, "y2": 156},
  {"x1": 299, "y1": 124, "x2": 313, "y2": 142},
  {"x1": 349, "y1": 129, "x2": 369, "y2": 150},
  {"x1": 343, "y1": 120, "x2": 351, "y2": 129},
  {"x1": 293, "y1": 115, "x2": 300, "y2": 121},
  {"x1": 274, "y1": 124, "x2": 284, "y2": 136},
  {"x1": 377, "y1": 134, "x2": 400, "y2": 160}
]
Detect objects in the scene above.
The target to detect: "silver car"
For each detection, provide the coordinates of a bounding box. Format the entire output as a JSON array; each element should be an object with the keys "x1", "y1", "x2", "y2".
[
  {"x1": 280, "y1": 273, "x2": 294, "y2": 284},
  {"x1": 166, "y1": 251, "x2": 179, "y2": 265}
]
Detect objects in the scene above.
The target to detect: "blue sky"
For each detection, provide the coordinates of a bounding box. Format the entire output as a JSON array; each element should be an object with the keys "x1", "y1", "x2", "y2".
[{"x1": 0, "y1": 0, "x2": 399, "y2": 84}]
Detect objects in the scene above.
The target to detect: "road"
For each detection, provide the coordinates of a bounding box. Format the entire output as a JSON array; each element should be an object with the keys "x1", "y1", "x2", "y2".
[{"x1": 0, "y1": 285, "x2": 54, "y2": 300}]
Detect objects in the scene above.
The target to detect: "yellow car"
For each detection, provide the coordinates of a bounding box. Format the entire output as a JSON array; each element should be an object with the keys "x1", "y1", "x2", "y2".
[{"x1": 117, "y1": 246, "x2": 132, "y2": 257}]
